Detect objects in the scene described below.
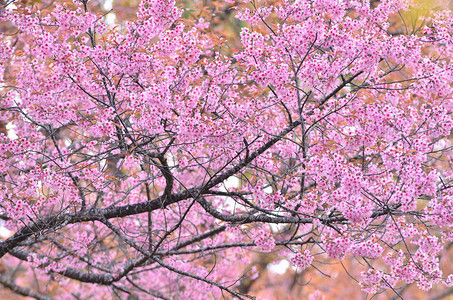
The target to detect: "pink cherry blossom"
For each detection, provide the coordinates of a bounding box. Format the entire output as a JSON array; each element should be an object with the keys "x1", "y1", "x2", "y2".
[{"x1": 0, "y1": 0, "x2": 452, "y2": 298}]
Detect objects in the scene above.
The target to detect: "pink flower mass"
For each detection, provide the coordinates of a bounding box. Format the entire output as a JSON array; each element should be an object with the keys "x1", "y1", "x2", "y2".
[{"x1": 0, "y1": 0, "x2": 452, "y2": 298}]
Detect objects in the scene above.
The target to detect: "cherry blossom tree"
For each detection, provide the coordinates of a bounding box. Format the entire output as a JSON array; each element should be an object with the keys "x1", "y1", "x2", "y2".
[{"x1": 0, "y1": 0, "x2": 452, "y2": 299}]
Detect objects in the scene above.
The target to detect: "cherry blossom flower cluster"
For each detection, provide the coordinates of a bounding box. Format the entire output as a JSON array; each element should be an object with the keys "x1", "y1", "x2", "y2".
[
  {"x1": 290, "y1": 250, "x2": 314, "y2": 270},
  {"x1": 253, "y1": 229, "x2": 275, "y2": 253}
]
